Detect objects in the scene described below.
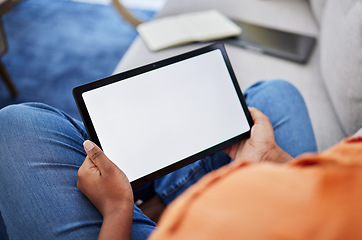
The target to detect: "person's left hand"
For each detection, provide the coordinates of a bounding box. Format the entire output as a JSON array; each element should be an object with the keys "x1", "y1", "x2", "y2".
[
  {"x1": 77, "y1": 140, "x2": 134, "y2": 217},
  {"x1": 224, "y1": 107, "x2": 293, "y2": 164}
]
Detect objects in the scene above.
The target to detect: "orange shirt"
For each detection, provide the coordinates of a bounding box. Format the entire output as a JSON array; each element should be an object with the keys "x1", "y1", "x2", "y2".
[{"x1": 149, "y1": 136, "x2": 362, "y2": 240}]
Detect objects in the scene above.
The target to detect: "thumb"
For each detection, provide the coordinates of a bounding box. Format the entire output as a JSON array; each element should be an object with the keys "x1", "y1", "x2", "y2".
[
  {"x1": 83, "y1": 140, "x2": 113, "y2": 172},
  {"x1": 248, "y1": 107, "x2": 270, "y2": 124}
]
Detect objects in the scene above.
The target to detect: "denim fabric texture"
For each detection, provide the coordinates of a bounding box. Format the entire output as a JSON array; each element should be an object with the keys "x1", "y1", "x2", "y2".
[{"x1": 0, "y1": 80, "x2": 317, "y2": 239}]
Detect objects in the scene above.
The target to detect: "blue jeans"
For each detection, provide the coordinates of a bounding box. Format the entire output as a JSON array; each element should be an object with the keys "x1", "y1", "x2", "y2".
[{"x1": 0, "y1": 80, "x2": 317, "y2": 240}]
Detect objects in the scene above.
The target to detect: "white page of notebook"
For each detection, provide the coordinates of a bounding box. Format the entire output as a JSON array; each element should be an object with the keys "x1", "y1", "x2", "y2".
[{"x1": 137, "y1": 10, "x2": 242, "y2": 51}]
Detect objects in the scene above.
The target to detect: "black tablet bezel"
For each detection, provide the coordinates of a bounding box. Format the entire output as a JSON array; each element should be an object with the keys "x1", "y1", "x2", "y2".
[{"x1": 73, "y1": 42, "x2": 253, "y2": 188}]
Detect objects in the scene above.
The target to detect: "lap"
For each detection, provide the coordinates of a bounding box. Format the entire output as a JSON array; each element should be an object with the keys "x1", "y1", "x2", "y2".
[
  {"x1": 0, "y1": 80, "x2": 317, "y2": 239},
  {"x1": 0, "y1": 103, "x2": 155, "y2": 240}
]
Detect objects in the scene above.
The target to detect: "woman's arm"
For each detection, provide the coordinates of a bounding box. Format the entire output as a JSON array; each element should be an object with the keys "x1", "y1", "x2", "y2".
[
  {"x1": 77, "y1": 140, "x2": 134, "y2": 240},
  {"x1": 225, "y1": 107, "x2": 294, "y2": 164}
]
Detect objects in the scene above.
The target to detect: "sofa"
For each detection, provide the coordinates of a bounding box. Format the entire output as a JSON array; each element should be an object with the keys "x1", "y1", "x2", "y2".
[{"x1": 114, "y1": 0, "x2": 362, "y2": 152}]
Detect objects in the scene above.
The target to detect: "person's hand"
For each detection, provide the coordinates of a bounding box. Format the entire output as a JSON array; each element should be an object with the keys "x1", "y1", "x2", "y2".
[
  {"x1": 77, "y1": 140, "x2": 133, "y2": 216},
  {"x1": 77, "y1": 140, "x2": 133, "y2": 239},
  {"x1": 224, "y1": 107, "x2": 293, "y2": 164}
]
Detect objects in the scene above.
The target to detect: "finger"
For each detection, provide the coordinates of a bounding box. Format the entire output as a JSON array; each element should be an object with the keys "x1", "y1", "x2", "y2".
[
  {"x1": 248, "y1": 107, "x2": 264, "y2": 120},
  {"x1": 77, "y1": 157, "x2": 96, "y2": 182},
  {"x1": 77, "y1": 158, "x2": 90, "y2": 191},
  {"x1": 224, "y1": 142, "x2": 242, "y2": 161},
  {"x1": 83, "y1": 140, "x2": 114, "y2": 173},
  {"x1": 248, "y1": 107, "x2": 271, "y2": 124},
  {"x1": 224, "y1": 146, "x2": 231, "y2": 155}
]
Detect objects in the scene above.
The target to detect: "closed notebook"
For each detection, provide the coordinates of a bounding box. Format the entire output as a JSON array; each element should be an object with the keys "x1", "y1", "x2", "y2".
[{"x1": 137, "y1": 10, "x2": 242, "y2": 51}]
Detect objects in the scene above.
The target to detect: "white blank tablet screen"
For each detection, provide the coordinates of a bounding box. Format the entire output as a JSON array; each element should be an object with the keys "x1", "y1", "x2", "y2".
[{"x1": 82, "y1": 49, "x2": 250, "y2": 182}]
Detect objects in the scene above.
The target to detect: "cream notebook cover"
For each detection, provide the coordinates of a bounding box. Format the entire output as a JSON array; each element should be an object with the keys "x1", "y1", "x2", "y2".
[{"x1": 137, "y1": 10, "x2": 242, "y2": 51}]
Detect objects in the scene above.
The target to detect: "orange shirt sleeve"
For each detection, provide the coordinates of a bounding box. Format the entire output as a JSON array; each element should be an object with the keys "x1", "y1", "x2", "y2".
[{"x1": 149, "y1": 136, "x2": 362, "y2": 240}]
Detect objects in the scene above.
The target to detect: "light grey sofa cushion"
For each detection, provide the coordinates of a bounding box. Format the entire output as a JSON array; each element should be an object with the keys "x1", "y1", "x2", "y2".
[
  {"x1": 319, "y1": 0, "x2": 362, "y2": 136},
  {"x1": 310, "y1": 0, "x2": 327, "y2": 24}
]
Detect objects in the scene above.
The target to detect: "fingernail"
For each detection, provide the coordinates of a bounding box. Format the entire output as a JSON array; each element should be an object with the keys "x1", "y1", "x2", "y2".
[{"x1": 84, "y1": 140, "x2": 94, "y2": 151}]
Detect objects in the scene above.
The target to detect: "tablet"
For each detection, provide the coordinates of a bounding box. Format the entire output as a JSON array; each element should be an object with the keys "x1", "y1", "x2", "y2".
[
  {"x1": 224, "y1": 20, "x2": 316, "y2": 64},
  {"x1": 73, "y1": 43, "x2": 253, "y2": 188}
]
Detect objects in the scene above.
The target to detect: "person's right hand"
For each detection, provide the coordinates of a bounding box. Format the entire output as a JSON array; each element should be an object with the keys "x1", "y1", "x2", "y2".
[
  {"x1": 77, "y1": 140, "x2": 134, "y2": 239},
  {"x1": 224, "y1": 107, "x2": 293, "y2": 164},
  {"x1": 77, "y1": 140, "x2": 133, "y2": 216}
]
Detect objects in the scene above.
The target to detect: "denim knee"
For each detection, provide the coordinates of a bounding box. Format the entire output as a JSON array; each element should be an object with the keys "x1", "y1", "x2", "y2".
[
  {"x1": 0, "y1": 103, "x2": 50, "y2": 140},
  {"x1": 0, "y1": 103, "x2": 50, "y2": 124},
  {"x1": 244, "y1": 79, "x2": 307, "y2": 112},
  {"x1": 245, "y1": 79, "x2": 302, "y2": 100},
  {"x1": 0, "y1": 102, "x2": 87, "y2": 143},
  {"x1": 0, "y1": 104, "x2": 28, "y2": 140},
  {"x1": 0, "y1": 104, "x2": 21, "y2": 123}
]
